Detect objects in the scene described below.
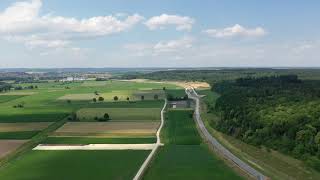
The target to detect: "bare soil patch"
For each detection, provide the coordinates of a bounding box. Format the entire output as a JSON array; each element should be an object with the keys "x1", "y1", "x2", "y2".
[
  {"x1": 0, "y1": 122, "x2": 52, "y2": 132},
  {"x1": 0, "y1": 140, "x2": 28, "y2": 159}
]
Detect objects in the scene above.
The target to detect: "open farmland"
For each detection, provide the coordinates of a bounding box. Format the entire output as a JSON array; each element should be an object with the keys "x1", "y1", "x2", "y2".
[
  {"x1": 53, "y1": 122, "x2": 160, "y2": 137},
  {"x1": 144, "y1": 109, "x2": 242, "y2": 180},
  {"x1": 76, "y1": 108, "x2": 161, "y2": 121},
  {"x1": 0, "y1": 140, "x2": 28, "y2": 159},
  {"x1": 0, "y1": 122, "x2": 52, "y2": 132},
  {"x1": 0, "y1": 150, "x2": 149, "y2": 180},
  {"x1": 0, "y1": 95, "x2": 26, "y2": 103},
  {"x1": 58, "y1": 90, "x2": 165, "y2": 101},
  {"x1": 42, "y1": 137, "x2": 156, "y2": 144},
  {"x1": 0, "y1": 80, "x2": 178, "y2": 123}
]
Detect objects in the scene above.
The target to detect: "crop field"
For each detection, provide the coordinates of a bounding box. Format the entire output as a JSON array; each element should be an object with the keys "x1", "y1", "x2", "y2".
[
  {"x1": 0, "y1": 140, "x2": 28, "y2": 159},
  {"x1": 58, "y1": 90, "x2": 165, "y2": 101},
  {"x1": 0, "y1": 95, "x2": 26, "y2": 103},
  {"x1": 0, "y1": 80, "x2": 177, "y2": 122},
  {"x1": 76, "y1": 108, "x2": 161, "y2": 121},
  {"x1": 0, "y1": 131, "x2": 39, "y2": 139},
  {"x1": 144, "y1": 109, "x2": 242, "y2": 180},
  {"x1": 53, "y1": 122, "x2": 159, "y2": 137},
  {"x1": 162, "y1": 109, "x2": 201, "y2": 145},
  {"x1": 143, "y1": 145, "x2": 243, "y2": 180},
  {"x1": 42, "y1": 137, "x2": 157, "y2": 144},
  {"x1": 0, "y1": 150, "x2": 149, "y2": 180},
  {"x1": 0, "y1": 122, "x2": 52, "y2": 132}
]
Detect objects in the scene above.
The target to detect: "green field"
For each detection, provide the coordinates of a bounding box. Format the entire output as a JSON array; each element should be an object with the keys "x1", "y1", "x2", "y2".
[
  {"x1": 0, "y1": 150, "x2": 149, "y2": 180},
  {"x1": 42, "y1": 137, "x2": 157, "y2": 144},
  {"x1": 0, "y1": 131, "x2": 39, "y2": 139},
  {"x1": 162, "y1": 109, "x2": 201, "y2": 145},
  {"x1": 0, "y1": 95, "x2": 26, "y2": 103},
  {"x1": 144, "y1": 108, "x2": 242, "y2": 179},
  {"x1": 76, "y1": 108, "x2": 161, "y2": 121},
  {"x1": 143, "y1": 145, "x2": 243, "y2": 180},
  {"x1": 0, "y1": 80, "x2": 175, "y2": 122}
]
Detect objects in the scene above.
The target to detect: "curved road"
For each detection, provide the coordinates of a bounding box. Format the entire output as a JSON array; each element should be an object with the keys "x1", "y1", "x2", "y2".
[{"x1": 186, "y1": 88, "x2": 267, "y2": 180}]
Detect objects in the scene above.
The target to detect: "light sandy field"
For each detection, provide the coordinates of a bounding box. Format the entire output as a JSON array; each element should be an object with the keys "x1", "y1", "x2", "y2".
[
  {"x1": 33, "y1": 144, "x2": 156, "y2": 150},
  {"x1": 0, "y1": 122, "x2": 52, "y2": 132},
  {"x1": 120, "y1": 79, "x2": 210, "y2": 89},
  {"x1": 0, "y1": 140, "x2": 28, "y2": 159},
  {"x1": 54, "y1": 122, "x2": 160, "y2": 136}
]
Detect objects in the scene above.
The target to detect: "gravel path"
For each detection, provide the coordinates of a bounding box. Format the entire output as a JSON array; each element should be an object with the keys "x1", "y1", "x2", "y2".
[
  {"x1": 132, "y1": 99, "x2": 167, "y2": 180},
  {"x1": 33, "y1": 144, "x2": 156, "y2": 150}
]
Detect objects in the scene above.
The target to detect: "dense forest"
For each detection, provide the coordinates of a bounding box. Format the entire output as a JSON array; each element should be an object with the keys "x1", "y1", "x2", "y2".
[
  {"x1": 212, "y1": 75, "x2": 320, "y2": 170},
  {"x1": 121, "y1": 68, "x2": 320, "y2": 82},
  {"x1": 0, "y1": 82, "x2": 12, "y2": 92}
]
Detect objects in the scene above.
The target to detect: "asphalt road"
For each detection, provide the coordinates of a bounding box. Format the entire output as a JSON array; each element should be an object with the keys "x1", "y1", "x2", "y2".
[{"x1": 186, "y1": 88, "x2": 267, "y2": 180}]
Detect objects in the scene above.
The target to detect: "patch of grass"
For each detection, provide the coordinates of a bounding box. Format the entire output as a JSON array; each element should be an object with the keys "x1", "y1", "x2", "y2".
[
  {"x1": 0, "y1": 95, "x2": 25, "y2": 103},
  {"x1": 42, "y1": 136, "x2": 157, "y2": 144},
  {"x1": 77, "y1": 108, "x2": 161, "y2": 121},
  {"x1": 143, "y1": 145, "x2": 243, "y2": 180},
  {"x1": 0, "y1": 150, "x2": 149, "y2": 180},
  {"x1": 162, "y1": 109, "x2": 201, "y2": 145},
  {"x1": 165, "y1": 89, "x2": 187, "y2": 100},
  {"x1": 0, "y1": 131, "x2": 40, "y2": 139}
]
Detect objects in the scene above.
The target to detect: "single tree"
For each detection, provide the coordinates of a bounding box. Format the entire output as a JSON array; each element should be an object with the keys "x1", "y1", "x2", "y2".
[
  {"x1": 98, "y1": 97, "x2": 104, "y2": 102},
  {"x1": 141, "y1": 95, "x2": 145, "y2": 101},
  {"x1": 94, "y1": 91, "x2": 99, "y2": 95},
  {"x1": 67, "y1": 99, "x2": 71, "y2": 104},
  {"x1": 163, "y1": 87, "x2": 166, "y2": 91},
  {"x1": 154, "y1": 94, "x2": 159, "y2": 100},
  {"x1": 93, "y1": 98, "x2": 97, "y2": 103},
  {"x1": 103, "y1": 113, "x2": 110, "y2": 120},
  {"x1": 126, "y1": 97, "x2": 130, "y2": 102},
  {"x1": 114, "y1": 96, "x2": 119, "y2": 101}
]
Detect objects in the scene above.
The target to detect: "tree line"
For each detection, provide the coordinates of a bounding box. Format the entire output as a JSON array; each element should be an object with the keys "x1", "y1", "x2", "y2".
[{"x1": 212, "y1": 75, "x2": 320, "y2": 170}]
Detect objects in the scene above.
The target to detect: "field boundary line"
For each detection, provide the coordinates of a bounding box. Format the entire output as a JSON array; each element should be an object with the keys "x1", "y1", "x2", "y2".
[{"x1": 132, "y1": 99, "x2": 167, "y2": 180}]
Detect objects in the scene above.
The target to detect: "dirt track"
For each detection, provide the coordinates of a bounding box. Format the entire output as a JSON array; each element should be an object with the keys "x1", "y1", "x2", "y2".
[{"x1": 0, "y1": 122, "x2": 52, "y2": 132}]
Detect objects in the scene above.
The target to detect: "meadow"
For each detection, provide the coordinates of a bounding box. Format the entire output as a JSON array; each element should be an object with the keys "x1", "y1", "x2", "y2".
[
  {"x1": 144, "y1": 108, "x2": 242, "y2": 180},
  {"x1": 143, "y1": 145, "x2": 243, "y2": 180},
  {"x1": 161, "y1": 109, "x2": 201, "y2": 145},
  {"x1": 0, "y1": 150, "x2": 149, "y2": 180}
]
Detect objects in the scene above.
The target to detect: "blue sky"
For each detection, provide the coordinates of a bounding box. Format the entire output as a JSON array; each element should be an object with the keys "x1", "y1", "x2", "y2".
[{"x1": 0, "y1": 0, "x2": 319, "y2": 68}]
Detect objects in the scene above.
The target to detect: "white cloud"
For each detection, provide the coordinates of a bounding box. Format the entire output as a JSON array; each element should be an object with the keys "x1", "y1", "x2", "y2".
[
  {"x1": 0, "y1": 0, "x2": 144, "y2": 50},
  {"x1": 145, "y1": 14, "x2": 194, "y2": 31},
  {"x1": 204, "y1": 24, "x2": 266, "y2": 38},
  {"x1": 125, "y1": 37, "x2": 194, "y2": 56}
]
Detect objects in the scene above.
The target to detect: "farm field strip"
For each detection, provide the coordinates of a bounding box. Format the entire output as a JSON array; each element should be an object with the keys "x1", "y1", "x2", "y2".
[
  {"x1": 0, "y1": 150, "x2": 150, "y2": 180},
  {"x1": 55, "y1": 122, "x2": 160, "y2": 133},
  {"x1": 143, "y1": 105, "x2": 243, "y2": 179},
  {"x1": 0, "y1": 122, "x2": 53, "y2": 132},
  {"x1": 76, "y1": 107, "x2": 161, "y2": 121},
  {"x1": 33, "y1": 144, "x2": 157, "y2": 150},
  {"x1": 0, "y1": 140, "x2": 28, "y2": 159},
  {"x1": 42, "y1": 137, "x2": 157, "y2": 144}
]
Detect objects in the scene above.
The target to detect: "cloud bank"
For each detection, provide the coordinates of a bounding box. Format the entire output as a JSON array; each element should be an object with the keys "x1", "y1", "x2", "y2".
[{"x1": 204, "y1": 24, "x2": 266, "y2": 38}]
